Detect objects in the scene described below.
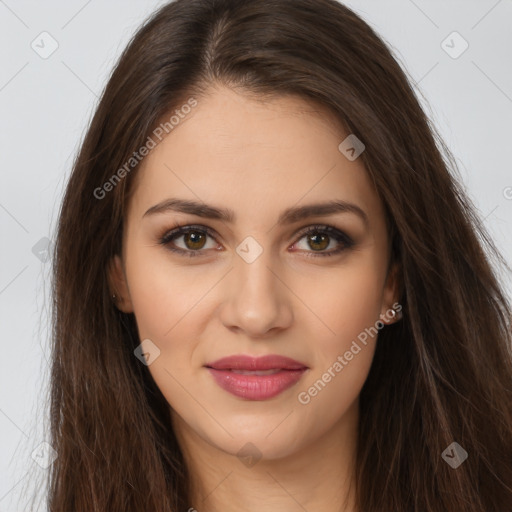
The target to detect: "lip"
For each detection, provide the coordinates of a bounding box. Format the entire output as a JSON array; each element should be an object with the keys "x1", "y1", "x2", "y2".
[{"x1": 205, "y1": 355, "x2": 308, "y2": 400}]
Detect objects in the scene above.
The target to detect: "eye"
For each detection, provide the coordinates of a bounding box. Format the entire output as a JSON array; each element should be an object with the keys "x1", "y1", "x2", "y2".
[
  {"x1": 291, "y1": 224, "x2": 354, "y2": 257},
  {"x1": 158, "y1": 223, "x2": 354, "y2": 258},
  {"x1": 158, "y1": 224, "x2": 220, "y2": 257}
]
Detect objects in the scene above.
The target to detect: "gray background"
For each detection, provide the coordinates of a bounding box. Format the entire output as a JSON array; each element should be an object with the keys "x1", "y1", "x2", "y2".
[{"x1": 1, "y1": 1, "x2": 511, "y2": 510}]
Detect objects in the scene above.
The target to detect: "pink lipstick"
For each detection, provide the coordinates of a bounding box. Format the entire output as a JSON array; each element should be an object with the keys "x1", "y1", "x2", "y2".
[{"x1": 205, "y1": 354, "x2": 308, "y2": 400}]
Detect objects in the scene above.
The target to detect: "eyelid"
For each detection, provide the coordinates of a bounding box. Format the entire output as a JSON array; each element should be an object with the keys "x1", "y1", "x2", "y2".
[{"x1": 292, "y1": 223, "x2": 352, "y2": 242}]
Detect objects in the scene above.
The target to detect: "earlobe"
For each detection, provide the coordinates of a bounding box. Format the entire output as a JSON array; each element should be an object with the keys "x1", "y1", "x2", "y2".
[
  {"x1": 108, "y1": 254, "x2": 134, "y2": 313},
  {"x1": 379, "y1": 306, "x2": 402, "y2": 325}
]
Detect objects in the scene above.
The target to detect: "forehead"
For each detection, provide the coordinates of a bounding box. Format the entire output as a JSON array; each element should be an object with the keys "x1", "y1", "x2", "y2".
[{"x1": 127, "y1": 86, "x2": 382, "y2": 225}]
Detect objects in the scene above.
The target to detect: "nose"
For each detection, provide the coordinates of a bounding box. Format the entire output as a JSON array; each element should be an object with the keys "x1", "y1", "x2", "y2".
[{"x1": 218, "y1": 248, "x2": 294, "y2": 338}]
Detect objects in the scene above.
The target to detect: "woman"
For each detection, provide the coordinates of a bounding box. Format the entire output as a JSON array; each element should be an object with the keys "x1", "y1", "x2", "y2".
[{"x1": 43, "y1": 0, "x2": 512, "y2": 510}]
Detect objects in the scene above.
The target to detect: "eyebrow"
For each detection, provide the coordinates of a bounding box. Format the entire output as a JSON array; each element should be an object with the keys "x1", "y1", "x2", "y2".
[{"x1": 143, "y1": 198, "x2": 369, "y2": 228}]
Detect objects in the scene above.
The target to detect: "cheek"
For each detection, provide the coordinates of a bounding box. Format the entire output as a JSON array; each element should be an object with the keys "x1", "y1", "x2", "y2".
[
  {"x1": 292, "y1": 258, "x2": 384, "y2": 413},
  {"x1": 125, "y1": 243, "x2": 217, "y2": 341},
  {"x1": 123, "y1": 246, "x2": 215, "y2": 406},
  {"x1": 292, "y1": 255, "x2": 386, "y2": 355}
]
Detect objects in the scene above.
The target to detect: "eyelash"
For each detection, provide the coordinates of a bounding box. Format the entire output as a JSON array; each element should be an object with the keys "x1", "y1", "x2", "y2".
[{"x1": 158, "y1": 223, "x2": 355, "y2": 259}]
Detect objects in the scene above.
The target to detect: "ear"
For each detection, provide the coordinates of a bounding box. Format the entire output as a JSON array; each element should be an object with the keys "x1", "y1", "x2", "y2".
[
  {"x1": 108, "y1": 254, "x2": 134, "y2": 313},
  {"x1": 379, "y1": 261, "x2": 402, "y2": 325}
]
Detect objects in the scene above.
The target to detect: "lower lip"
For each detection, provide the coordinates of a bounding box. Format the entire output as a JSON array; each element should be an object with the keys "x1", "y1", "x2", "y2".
[{"x1": 207, "y1": 368, "x2": 307, "y2": 400}]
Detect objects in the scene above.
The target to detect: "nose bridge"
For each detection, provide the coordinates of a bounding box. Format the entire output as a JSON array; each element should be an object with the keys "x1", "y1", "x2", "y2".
[
  {"x1": 234, "y1": 233, "x2": 276, "y2": 288},
  {"x1": 236, "y1": 245, "x2": 277, "y2": 297}
]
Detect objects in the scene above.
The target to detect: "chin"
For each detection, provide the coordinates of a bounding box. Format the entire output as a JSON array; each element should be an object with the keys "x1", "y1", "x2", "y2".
[{"x1": 199, "y1": 415, "x2": 307, "y2": 462}]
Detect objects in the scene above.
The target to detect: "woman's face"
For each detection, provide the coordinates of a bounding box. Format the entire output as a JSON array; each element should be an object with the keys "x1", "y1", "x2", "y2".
[{"x1": 110, "y1": 85, "x2": 399, "y2": 460}]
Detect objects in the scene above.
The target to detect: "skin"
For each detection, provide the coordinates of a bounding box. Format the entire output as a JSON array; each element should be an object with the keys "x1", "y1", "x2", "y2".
[{"x1": 109, "y1": 84, "x2": 400, "y2": 512}]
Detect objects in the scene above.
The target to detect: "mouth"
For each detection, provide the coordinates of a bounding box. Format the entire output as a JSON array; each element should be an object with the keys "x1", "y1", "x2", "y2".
[
  {"x1": 228, "y1": 368, "x2": 283, "y2": 375},
  {"x1": 205, "y1": 354, "x2": 308, "y2": 400}
]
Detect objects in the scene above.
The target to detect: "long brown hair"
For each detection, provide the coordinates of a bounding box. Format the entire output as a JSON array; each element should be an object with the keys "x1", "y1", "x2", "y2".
[{"x1": 35, "y1": 0, "x2": 512, "y2": 510}]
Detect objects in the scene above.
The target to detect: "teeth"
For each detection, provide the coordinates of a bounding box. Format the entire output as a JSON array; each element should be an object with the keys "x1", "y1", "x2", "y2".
[{"x1": 230, "y1": 369, "x2": 282, "y2": 375}]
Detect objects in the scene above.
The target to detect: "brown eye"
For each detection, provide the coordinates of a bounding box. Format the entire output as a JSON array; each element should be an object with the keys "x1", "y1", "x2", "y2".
[
  {"x1": 159, "y1": 225, "x2": 219, "y2": 257},
  {"x1": 306, "y1": 232, "x2": 330, "y2": 251},
  {"x1": 292, "y1": 225, "x2": 354, "y2": 258},
  {"x1": 183, "y1": 231, "x2": 207, "y2": 250}
]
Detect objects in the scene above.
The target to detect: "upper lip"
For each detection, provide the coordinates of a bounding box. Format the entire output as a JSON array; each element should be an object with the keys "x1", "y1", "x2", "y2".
[{"x1": 206, "y1": 354, "x2": 308, "y2": 371}]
